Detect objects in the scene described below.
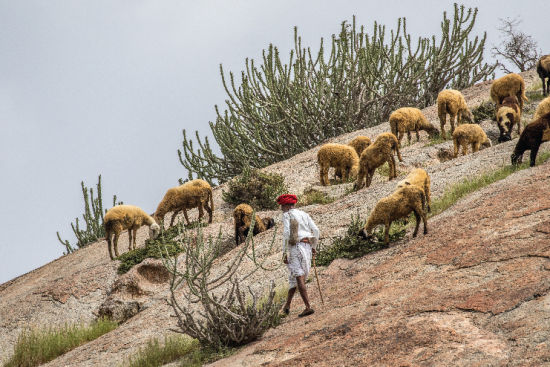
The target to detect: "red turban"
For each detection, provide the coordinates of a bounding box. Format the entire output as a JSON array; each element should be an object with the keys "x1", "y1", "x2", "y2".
[{"x1": 277, "y1": 194, "x2": 298, "y2": 205}]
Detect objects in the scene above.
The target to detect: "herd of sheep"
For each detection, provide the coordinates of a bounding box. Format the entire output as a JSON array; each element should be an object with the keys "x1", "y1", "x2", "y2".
[{"x1": 102, "y1": 55, "x2": 550, "y2": 259}]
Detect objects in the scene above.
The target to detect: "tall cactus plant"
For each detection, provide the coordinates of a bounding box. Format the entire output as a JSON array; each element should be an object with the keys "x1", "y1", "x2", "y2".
[{"x1": 179, "y1": 4, "x2": 496, "y2": 184}]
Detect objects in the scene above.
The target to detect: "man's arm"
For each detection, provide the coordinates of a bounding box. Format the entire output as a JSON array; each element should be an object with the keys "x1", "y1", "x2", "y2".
[{"x1": 282, "y1": 213, "x2": 290, "y2": 262}]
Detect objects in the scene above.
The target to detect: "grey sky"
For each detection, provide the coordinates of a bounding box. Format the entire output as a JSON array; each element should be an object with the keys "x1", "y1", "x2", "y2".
[{"x1": 1, "y1": 1, "x2": 548, "y2": 284}]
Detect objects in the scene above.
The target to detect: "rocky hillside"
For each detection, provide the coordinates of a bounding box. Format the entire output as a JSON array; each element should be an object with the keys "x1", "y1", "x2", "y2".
[{"x1": 1, "y1": 69, "x2": 549, "y2": 366}]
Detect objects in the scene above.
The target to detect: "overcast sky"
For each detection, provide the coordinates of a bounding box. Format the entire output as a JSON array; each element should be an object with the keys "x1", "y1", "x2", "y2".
[{"x1": 1, "y1": 0, "x2": 548, "y2": 284}]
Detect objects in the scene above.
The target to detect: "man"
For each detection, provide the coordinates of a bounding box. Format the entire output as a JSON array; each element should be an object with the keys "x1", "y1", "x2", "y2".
[{"x1": 277, "y1": 194, "x2": 320, "y2": 317}]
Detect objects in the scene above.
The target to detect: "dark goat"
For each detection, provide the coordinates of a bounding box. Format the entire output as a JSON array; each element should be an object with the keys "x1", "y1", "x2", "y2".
[
  {"x1": 511, "y1": 112, "x2": 550, "y2": 167},
  {"x1": 537, "y1": 55, "x2": 550, "y2": 96}
]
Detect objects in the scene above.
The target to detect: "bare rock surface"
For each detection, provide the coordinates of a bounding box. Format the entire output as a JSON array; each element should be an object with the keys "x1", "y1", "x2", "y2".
[{"x1": 1, "y1": 69, "x2": 549, "y2": 366}]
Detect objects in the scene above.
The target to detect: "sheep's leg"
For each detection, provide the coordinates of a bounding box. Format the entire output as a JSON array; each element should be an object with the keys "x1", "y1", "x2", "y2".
[
  {"x1": 415, "y1": 128, "x2": 420, "y2": 142},
  {"x1": 132, "y1": 228, "x2": 138, "y2": 250},
  {"x1": 425, "y1": 183, "x2": 431, "y2": 213},
  {"x1": 204, "y1": 201, "x2": 213, "y2": 223},
  {"x1": 450, "y1": 114, "x2": 456, "y2": 136},
  {"x1": 453, "y1": 138, "x2": 459, "y2": 158},
  {"x1": 197, "y1": 204, "x2": 204, "y2": 223},
  {"x1": 128, "y1": 230, "x2": 132, "y2": 252},
  {"x1": 113, "y1": 232, "x2": 120, "y2": 258},
  {"x1": 472, "y1": 142, "x2": 480, "y2": 153},
  {"x1": 388, "y1": 156, "x2": 396, "y2": 181},
  {"x1": 182, "y1": 209, "x2": 191, "y2": 225},
  {"x1": 341, "y1": 165, "x2": 349, "y2": 182},
  {"x1": 412, "y1": 211, "x2": 420, "y2": 237},
  {"x1": 320, "y1": 165, "x2": 329, "y2": 186},
  {"x1": 169, "y1": 209, "x2": 181, "y2": 227},
  {"x1": 407, "y1": 131, "x2": 412, "y2": 146},
  {"x1": 530, "y1": 145, "x2": 540, "y2": 167},
  {"x1": 354, "y1": 167, "x2": 366, "y2": 190},
  {"x1": 366, "y1": 169, "x2": 374, "y2": 188},
  {"x1": 439, "y1": 113, "x2": 447, "y2": 140},
  {"x1": 384, "y1": 221, "x2": 390, "y2": 246},
  {"x1": 461, "y1": 142, "x2": 468, "y2": 156},
  {"x1": 107, "y1": 233, "x2": 114, "y2": 260}
]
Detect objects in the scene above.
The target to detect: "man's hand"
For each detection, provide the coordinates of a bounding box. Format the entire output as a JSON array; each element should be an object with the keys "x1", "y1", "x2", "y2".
[{"x1": 283, "y1": 254, "x2": 288, "y2": 264}]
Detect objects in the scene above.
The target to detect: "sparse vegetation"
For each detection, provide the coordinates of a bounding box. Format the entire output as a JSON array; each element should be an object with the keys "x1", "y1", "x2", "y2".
[
  {"x1": 424, "y1": 135, "x2": 447, "y2": 147},
  {"x1": 492, "y1": 17, "x2": 540, "y2": 73},
  {"x1": 315, "y1": 213, "x2": 406, "y2": 266},
  {"x1": 472, "y1": 101, "x2": 495, "y2": 123},
  {"x1": 4, "y1": 318, "x2": 117, "y2": 367},
  {"x1": 116, "y1": 225, "x2": 184, "y2": 274},
  {"x1": 57, "y1": 175, "x2": 122, "y2": 254},
  {"x1": 297, "y1": 189, "x2": 335, "y2": 207},
  {"x1": 377, "y1": 162, "x2": 404, "y2": 178},
  {"x1": 222, "y1": 166, "x2": 288, "y2": 210},
  {"x1": 180, "y1": 5, "x2": 496, "y2": 184}
]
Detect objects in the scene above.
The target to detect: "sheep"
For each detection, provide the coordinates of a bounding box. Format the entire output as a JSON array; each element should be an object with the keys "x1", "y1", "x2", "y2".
[
  {"x1": 537, "y1": 55, "x2": 550, "y2": 96},
  {"x1": 452, "y1": 124, "x2": 492, "y2": 157},
  {"x1": 335, "y1": 136, "x2": 372, "y2": 179},
  {"x1": 397, "y1": 168, "x2": 431, "y2": 213},
  {"x1": 354, "y1": 132, "x2": 403, "y2": 190},
  {"x1": 104, "y1": 205, "x2": 160, "y2": 260},
  {"x1": 153, "y1": 179, "x2": 214, "y2": 227},
  {"x1": 533, "y1": 96, "x2": 550, "y2": 121},
  {"x1": 490, "y1": 73, "x2": 528, "y2": 111},
  {"x1": 360, "y1": 185, "x2": 427, "y2": 246},
  {"x1": 317, "y1": 143, "x2": 359, "y2": 186},
  {"x1": 511, "y1": 112, "x2": 550, "y2": 167},
  {"x1": 496, "y1": 96, "x2": 522, "y2": 142},
  {"x1": 436, "y1": 89, "x2": 474, "y2": 139},
  {"x1": 389, "y1": 107, "x2": 439, "y2": 145},
  {"x1": 348, "y1": 136, "x2": 372, "y2": 156},
  {"x1": 233, "y1": 203, "x2": 275, "y2": 245}
]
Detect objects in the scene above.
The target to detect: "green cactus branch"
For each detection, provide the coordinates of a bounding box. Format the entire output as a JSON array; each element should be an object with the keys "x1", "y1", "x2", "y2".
[{"x1": 179, "y1": 4, "x2": 496, "y2": 185}]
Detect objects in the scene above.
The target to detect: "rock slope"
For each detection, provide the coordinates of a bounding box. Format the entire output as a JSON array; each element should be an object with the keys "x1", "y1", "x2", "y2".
[{"x1": 1, "y1": 70, "x2": 548, "y2": 366}]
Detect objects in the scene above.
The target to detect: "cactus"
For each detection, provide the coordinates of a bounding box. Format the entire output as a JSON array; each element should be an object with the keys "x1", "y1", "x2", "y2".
[
  {"x1": 179, "y1": 5, "x2": 495, "y2": 184},
  {"x1": 57, "y1": 175, "x2": 122, "y2": 254}
]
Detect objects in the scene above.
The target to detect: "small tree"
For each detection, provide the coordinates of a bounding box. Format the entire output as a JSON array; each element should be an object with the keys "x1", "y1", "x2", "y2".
[
  {"x1": 491, "y1": 17, "x2": 540, "y2": 73},
  {"x1": 164, "y1": 218, "x2": 283, "y2": 348},
  {"x1": 57, "y1": 175, "x2": 122, "y2": 254}
]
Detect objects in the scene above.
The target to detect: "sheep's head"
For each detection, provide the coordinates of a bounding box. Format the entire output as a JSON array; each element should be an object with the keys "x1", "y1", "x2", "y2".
[
  {"x1": 511, "y1": 152, "x2": 522, "y2": 165},
  {"x1": 358, "y1": 228, "x2": 373, "y2": 240},
  {"x1": 460, "y1": 108, "x2": 474, "y2": 123},
  {"x1": 426, "y1": 124, "x2": 440, "y2": 138},
  {"x1": 482, "y1": 138, "x2": 492, "y2": 149},
  {"x1": 263, "y1": 217, "x2": 275, "y2": 230},
  {"x1": 496, "y1": 107, "x2": 515, "y2": 142},
  {"x1": 149, "y1": 223, "x2": 160, "y2": 239}
]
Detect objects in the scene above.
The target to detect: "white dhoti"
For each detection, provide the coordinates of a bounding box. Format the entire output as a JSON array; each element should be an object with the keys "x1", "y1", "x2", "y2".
[{"x1": 287, "y1": 242, "x2": 312, "y2": 289}]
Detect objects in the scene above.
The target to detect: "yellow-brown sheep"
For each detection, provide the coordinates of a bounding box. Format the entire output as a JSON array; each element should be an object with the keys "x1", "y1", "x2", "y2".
[
  {"x1": 104, "y1": 205, "x2": 160, "y2": 260},
  {"x1": 537, "y1": 55, "x2": 550, "y2": 96},
  {"x1": 360, "y1": 185, "x2": 427, "y2": 246},
  {"x1": 317, "y1": 143, "x2": 359, "y2": 186},
  {"x1": 389, "y1": 107, "x2": 439, "y2": 145},
  {"x1": 354, "y1": 133, "x2": 402, "y2": 190},
  {"x1": 335, "y1": 136, "x2": 372, "y2": 179},
  {"x1": 496, "y1": 96, "x2": 521, "y2": 142},
  {"x1": 437, "y1": 89, "x2": 474, "y2": 139},
  {"x1": 490, "y1": 73, "x2": 528, "y2": 111},
  {"x1": 397, "y1": 168, "x2": 431, "y2": 213},
  {"x1": 153, "y1": 179, "x2": 214, "y2": 227},
  {"x1": 533, "y1": 96, "x2": 550, "y2": 121},
  {"x1": 452, "y1": 124, "x2": 492, "y2": 158},
  {"x1": 233, "y1": 203, "x2": 275, "y2": 245}
]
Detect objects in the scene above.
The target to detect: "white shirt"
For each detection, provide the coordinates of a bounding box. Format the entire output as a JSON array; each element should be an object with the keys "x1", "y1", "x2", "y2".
[{"x1": 282, "y1": 208, "x2": 320, "y2": 255}]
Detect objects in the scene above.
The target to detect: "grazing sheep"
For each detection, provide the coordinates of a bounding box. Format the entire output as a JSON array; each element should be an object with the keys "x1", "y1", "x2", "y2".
[
  {"x1": 104, "y1": 205, "x2": 160, "y2": 260},
  {"x1": 511, "y1": 112, "x2": 550, "y2": 167},
  {"x1": 452, "y1": 124, "x2": 492, "y2": 157},
  {"x1": 354, "y1": 133, "x2": 402, "y2": 190},
  {"x1": 437, "y1": 89, "x2": 474, "y2": 139},
  {"x1": 389, "y1": 107, "x2": 439, "y2": 145},
  {"x1": 348, "y1": 136, "x2": 372, "y2": 156},
  {"x1": 153, "y1": 179, "x2": 214, "y2": 227},
  {"x1": 490, "y1": 73, "x2": 528, "y2": 111},
  {"x1": 335, "y1": 136, "x2": 372, "y2": 179},
  {"x1": 360, "y1": 185, "x2": 427, "y2": 246},
  {"x1": 397, "y1": 168, "x2": 431, "y2": 213},
  {"x1": 233, "y1": 203, "x2": 275, "y2": 245},
  {"x1": 533, "y1": 96, "x2": 550, "y2": 121},
  {"x1": 496, "y1": 96, "x2": 522, "y2": 142},
  {"x1": 317, "y1": 143, "x2": 359, "y2": 186},
  {"x1": 537, "y1": 55, "x2": 550, "y2": 96}
]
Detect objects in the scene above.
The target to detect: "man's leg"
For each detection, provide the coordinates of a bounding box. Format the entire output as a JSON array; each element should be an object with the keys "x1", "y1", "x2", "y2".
[
  {"x1": 284, "y1": 286, "x2": 297, "y2": 311},
  {"x1": 296, "y1": 275, "x2": 311, "y2": 310}
]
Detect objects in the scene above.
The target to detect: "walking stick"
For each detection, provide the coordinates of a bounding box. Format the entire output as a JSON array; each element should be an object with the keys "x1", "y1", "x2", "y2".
[{"x1": 312, "y1": 255, "x2": 324, "y2": 304}]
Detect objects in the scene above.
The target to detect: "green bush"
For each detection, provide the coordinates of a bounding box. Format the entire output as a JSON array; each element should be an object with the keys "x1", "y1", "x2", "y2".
[
  {"x1": 4, "y1": 318, "x2": 117, "y2": 367},
  {"x1": 116, "y1": 225, "x2": 184, "y2": 274},
  {"x1": 472, "y1": 100, "x2": 495, "y2": 123},
  {"x1": 222, "y1": 166, "x2": 288, "y2": 210},
  {"x1": 316, "y1": 213, "x2": 406, "y2": 266},
  {"x1": 297, "y1": 189, "x2": 335, "y2": 207}
]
